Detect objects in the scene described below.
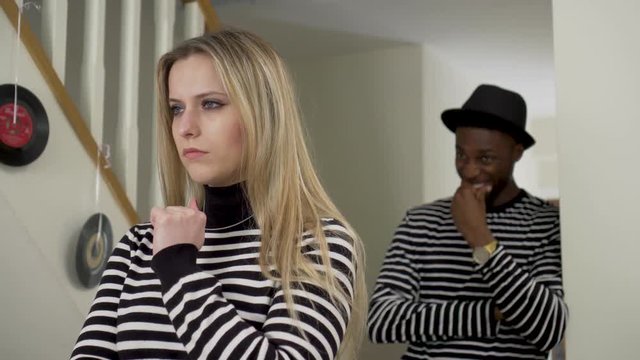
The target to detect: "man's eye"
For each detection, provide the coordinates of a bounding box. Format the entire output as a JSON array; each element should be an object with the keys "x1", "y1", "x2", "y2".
[{"x1": 481, "y1": 156, "x2": 494, "y2": 164}]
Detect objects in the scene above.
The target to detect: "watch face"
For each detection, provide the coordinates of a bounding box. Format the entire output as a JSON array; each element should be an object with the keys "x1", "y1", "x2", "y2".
[{"x1": 473, "y1": 246, "x2": 490, "y2": 265}]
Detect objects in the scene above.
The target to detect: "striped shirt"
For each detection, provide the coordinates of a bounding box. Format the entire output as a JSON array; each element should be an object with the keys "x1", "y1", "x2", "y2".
[
  {"x1": 70, "y1": 218, "x2": 355, "y2": 360},
  {"x1": 367, "y1": 191, "x2": 567, "y2": 359}
]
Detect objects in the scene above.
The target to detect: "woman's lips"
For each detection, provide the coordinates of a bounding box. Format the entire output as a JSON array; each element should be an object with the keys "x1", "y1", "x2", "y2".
[{"x1": 183, "y1": 148, "x2": 208, "y2": 160}]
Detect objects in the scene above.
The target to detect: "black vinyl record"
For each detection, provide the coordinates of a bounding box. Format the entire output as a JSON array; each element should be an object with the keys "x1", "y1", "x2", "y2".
[
  {"x1": 0, "y1": 84, "x2": 49, "y2": 166},
  {"x1": 76, "y1": 213, "x2": 113, "y2": 288}
]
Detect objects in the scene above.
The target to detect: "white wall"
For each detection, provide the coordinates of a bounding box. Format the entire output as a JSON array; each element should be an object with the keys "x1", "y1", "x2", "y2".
[
  {"x1": 0, "y1": 10, "x2": 130, "y2": 359},
  {"x1": 290, "y1": 44, "x2": 424, "y2": 359},
  {"x1": 553, "y1": 0, "x2": 640, "y2": 358},
  {"x1": 290, "y1": 40, "x2": 561, "y2": 360},
  {"x1": 422, "y1": 46, "x2": 477, "y2": 201}
]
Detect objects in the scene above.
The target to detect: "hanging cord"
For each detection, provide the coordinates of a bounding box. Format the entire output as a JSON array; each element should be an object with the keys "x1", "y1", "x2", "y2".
[
  {"x1": 94, "y1": 144, "x2": 111, "y2": 238},
  {"x1": 11, "y1": 0, "x2": 40, "y2": 125},
  {"x1": 11, "y1": 0, "x2": 24, "y2": 125}
]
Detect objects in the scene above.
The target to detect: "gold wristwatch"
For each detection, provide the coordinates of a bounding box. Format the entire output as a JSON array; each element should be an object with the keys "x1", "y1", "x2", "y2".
[{"x1": 472, "y1": 240, "x2": 498, "y2": 265}]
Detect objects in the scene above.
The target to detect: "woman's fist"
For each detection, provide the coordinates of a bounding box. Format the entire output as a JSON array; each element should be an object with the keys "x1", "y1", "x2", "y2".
[{"x1": 150, "y1": 198, "x2": 206, "y2": 255}]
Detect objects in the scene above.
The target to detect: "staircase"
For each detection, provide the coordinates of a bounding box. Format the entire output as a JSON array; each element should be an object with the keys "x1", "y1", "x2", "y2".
[{"x1": 0, "y1": 1, "x2": 219, "y2": 358}]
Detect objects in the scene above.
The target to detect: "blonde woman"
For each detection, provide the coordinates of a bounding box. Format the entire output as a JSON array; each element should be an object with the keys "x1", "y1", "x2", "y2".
[{"x1": 70, "y1": 29, "x2": 366, "y2": 360}]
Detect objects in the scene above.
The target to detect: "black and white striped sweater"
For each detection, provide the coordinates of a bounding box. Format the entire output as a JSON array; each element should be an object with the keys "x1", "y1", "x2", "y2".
[
  {"x1": 367, "y1": 190, "x2": 567, "y2": 359},
  {"x1": 71, "y1": 185, "x2": 355, "y2": 360}
]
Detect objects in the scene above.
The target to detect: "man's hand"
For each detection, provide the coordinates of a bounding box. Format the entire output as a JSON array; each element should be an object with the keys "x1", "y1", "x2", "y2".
[
  {"x1": 150, "y1": 198, "x2": 206, "y2": 255},
  {"x1": 451, "y1": 183, "x2": 494, "y2": 247}
]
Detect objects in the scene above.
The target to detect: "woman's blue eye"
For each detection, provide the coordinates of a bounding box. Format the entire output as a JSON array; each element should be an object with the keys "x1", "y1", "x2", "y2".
[
  {"x1": 203, "y1": 100, "x2": 222, "y2": 109},
  {"x1": 170, "y1": 104, "x2": 183, "y2": 116}
]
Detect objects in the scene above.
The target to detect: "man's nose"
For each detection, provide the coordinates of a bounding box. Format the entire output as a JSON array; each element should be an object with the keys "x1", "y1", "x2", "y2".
[{"x1": 460, "y1": 161, "x2": 481, "y2": 180}]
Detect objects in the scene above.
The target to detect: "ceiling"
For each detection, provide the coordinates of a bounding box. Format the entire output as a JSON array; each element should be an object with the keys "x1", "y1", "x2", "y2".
[
  {"x1": 212, "y1": 0, "x2": 556, "y2": 117},
  {"x1": 212, "y1": 0, "x2": 554, "y2": 67}
]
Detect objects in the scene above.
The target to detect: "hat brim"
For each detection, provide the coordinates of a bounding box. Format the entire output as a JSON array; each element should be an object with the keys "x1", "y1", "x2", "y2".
[{"x1": 441, "y1": 109, "x2": 535, "y2": 149}]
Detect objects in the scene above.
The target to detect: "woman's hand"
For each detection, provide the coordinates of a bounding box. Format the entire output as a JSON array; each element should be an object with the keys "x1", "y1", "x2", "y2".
[{"x1": 150, "y1": 198, "x2": 206, "y2": 255}]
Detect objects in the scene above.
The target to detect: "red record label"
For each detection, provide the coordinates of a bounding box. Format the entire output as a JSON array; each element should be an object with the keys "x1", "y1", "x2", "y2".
[
  {"x1": 0, "y1": 84, "x2": 49, "y2": 166},
  {"x1": 0, "y1": 103, "x2": 33, "y2": 148}
]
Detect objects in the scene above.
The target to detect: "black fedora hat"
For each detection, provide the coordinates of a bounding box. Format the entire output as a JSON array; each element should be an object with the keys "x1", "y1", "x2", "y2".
[{"x1": 441, "y1": 84, "x2": 535, "y2": 149}]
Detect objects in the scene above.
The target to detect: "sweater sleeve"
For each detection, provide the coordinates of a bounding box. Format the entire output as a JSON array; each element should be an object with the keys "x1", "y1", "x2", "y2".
[
  {"x1": 367, "y1": 214, "x2": 499, "y2": 344},
  {"x1": 70, "y1": 226, "x2": 136, "y2": 360},
  {"x1": 479, "y1": 217, "x2": 567, "y2": 352},
  {"x1": 150, "y1": 224, "x2": 355, "y2": 360}
]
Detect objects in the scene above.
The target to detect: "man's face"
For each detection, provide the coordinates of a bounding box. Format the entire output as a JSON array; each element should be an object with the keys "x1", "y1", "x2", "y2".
[{"x1": 455, "y1": 127, "x2": 523, "y2": 205}]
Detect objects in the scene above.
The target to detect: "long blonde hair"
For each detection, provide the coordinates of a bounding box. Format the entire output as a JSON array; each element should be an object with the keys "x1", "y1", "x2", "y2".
[{"x1": 156, "y1": 28, "x2": 366, "y2": 359}]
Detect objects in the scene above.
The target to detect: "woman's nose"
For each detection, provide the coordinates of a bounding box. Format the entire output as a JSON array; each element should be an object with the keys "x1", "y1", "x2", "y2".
[{"x1": 177, "y1": 108, "x2": 200, "y2": 138}]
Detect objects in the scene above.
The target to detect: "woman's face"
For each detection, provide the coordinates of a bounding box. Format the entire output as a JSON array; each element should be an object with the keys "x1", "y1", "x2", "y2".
[{"x1": 168, "y1": 53, "x2": 244, "y2": 187}]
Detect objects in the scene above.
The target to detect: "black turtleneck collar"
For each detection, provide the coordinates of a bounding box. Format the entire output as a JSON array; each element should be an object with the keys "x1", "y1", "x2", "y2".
[{"x1": 203, "y1": 182, "x2": 253, "y2": 229}]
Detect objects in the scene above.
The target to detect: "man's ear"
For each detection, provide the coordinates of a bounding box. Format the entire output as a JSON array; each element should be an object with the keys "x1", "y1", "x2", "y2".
[{"x1": 513, "y1": 143, "x2": 524, "y2": 162}]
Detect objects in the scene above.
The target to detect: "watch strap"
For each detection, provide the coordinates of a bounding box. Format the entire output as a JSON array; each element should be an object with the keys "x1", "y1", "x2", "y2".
[{"x1": 484, "y1": 239, "x2": 498, "y2": 255}]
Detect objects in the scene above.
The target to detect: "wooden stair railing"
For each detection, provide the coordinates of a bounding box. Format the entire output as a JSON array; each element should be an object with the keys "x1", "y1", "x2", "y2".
[
  {"x1": 0, "y1": 0, "x2": 223, "y2": 226},
  {"x1": 196, "y1": 0, "x2": 222, "y2": 32},
  {"x1": 0, "y1": 0, "x2": 139, "y2": 225}
]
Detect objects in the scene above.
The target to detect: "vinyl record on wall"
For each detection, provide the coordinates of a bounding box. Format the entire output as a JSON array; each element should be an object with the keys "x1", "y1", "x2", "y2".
[
  {"x1": 0, "y1": 84, "x2": 49, "y2": 166},
  {"x1": 75, "y1": 213, "x2": 113, "y2": 288}
]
